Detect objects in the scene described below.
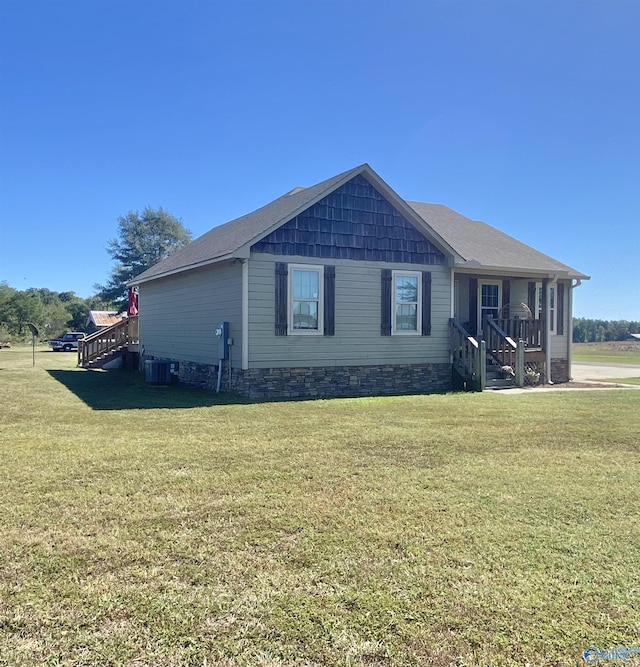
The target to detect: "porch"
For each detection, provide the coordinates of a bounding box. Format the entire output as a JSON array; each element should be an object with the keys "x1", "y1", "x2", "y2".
[
  {"x1": 449, "y1": 317, "x2": 547, "y2": 391},
  {"x1": 450, "y1": 271, "x2": 568, "y2": 390}
]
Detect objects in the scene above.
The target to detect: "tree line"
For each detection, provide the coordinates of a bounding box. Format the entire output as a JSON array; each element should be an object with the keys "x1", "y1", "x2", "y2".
[
  {"x1": 0, "y1": 284, "x2": 115, "y2": 342},
  {"x1": 572, "y1": 318, "x2": 640, "y2": 343}
]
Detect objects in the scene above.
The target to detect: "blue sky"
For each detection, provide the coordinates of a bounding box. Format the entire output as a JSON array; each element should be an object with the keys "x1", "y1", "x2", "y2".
[{"x1": 0, "y1": 0, "x2": 638, "y2": 319}]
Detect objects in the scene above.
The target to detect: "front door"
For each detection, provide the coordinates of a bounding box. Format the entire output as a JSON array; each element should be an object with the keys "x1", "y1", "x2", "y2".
[{"x1": 478, "y1": 281, "x2": 501, "y2": 332}]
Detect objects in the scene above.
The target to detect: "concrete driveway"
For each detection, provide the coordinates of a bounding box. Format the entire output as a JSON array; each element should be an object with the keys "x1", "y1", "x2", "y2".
[{"x1": 571, "y1": 362, "x2": 640, "y2": 383}]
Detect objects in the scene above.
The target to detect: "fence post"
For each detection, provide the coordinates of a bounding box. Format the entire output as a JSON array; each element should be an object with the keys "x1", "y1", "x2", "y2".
[{"x1": 476, "y1": 339, "x2": 486, "y2": 391}]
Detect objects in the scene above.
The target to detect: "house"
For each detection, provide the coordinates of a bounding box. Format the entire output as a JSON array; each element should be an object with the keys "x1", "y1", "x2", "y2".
[{"x1": 128, "y1": 164, "x2": 589, "y2": 399}]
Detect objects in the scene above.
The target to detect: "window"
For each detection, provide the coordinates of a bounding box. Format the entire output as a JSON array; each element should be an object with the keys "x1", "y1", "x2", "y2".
[
  {"x1": 549, "y1": 286, "x2": 555, "y2": 332},
  {"x1": 289, "y1": 265, "x2": 323, "y2": 334},
  {"x1": 392, "y1": 271, "x2": 421, "y2": 334}
]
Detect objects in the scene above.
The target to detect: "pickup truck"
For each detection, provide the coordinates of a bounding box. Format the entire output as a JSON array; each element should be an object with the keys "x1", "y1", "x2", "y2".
[{"x1": 48, "y1": 332, "x2": 85, "y2": 352}]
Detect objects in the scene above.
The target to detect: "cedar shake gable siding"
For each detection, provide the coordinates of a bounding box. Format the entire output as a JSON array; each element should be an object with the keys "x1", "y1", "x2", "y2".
[{"x1": 252, "y1": 175, "x2": 446, "y2": 265}]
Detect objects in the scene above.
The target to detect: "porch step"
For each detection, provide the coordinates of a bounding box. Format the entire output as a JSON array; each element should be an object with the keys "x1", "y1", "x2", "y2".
[
  {"x1": 485, "y1": 377, "x2": 516, "y2": 390},
  {"x1": 485, "y1": 363, "x2": 516, "y2": 390},
  {"x1": 83, "y1": 346, "x2": 127, "y2": 369}
]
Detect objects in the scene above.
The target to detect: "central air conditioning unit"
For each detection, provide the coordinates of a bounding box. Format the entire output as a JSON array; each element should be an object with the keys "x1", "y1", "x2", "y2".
[{"x1": 145, "y1": 359, "x2": 171, "y2": 385}]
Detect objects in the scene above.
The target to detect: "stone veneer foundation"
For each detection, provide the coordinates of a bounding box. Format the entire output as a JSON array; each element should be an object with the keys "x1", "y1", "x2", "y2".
[
  {"x1": 551, "y1": 359, "x2": 570, "y2": 384},
  {"x1": 176, "y1": 360, "x2": 452, "y2": 400}
]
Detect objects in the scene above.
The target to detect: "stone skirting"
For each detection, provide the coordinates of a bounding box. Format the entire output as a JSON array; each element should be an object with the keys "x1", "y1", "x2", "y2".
[
  {"x1": 551, "y1": 358, "x2": 570, "y2": 384},
  {"x1": 176, "y1": 360, "x2": 452, "y2": 400}
]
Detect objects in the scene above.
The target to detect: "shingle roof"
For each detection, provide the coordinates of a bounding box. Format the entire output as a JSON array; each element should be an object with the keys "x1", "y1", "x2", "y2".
[
  {"x1": 132, "y1": 164, "x2": 588, "y2": 284},
  {"x1": 407, "y1": 202, "x2": 588, "y2": 278},
  {"x1": 133, "y1": 165, "x2": 366, "y2": 283}
]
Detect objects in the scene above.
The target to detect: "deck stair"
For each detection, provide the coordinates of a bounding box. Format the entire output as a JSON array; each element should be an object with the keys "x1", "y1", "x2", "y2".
[
  {"x1": 78, "y1": 316, "x2": 138, "y2": 369},
  {"x1": 449, "y1": 317, "x2": 526, "y2": 392},
  {"x1": 83, "y1": 346, "x2": 129, "y2": 369}
]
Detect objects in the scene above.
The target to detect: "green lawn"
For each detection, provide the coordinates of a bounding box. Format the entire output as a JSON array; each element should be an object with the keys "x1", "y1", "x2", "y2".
[
  {"x1": 1, "y1": 348, "x2": 639, "y2": 666},
  {"x1": 598, "y1": 377, "x2": 640, "y2": 386},
  {"x1": 573, "y1": 341, "x2": 640, "y2": 364}
]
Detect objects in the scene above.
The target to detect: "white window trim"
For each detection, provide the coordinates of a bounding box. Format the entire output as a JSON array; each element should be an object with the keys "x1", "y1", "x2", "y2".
[
  {"x1": 288, "y1": 264, "x2": 324, "y2": 335},
  {"x1": 392, "y1": 270, "x2": 422, "y2": 335},
  {"x1": 536, "y1": 281, "x2": 557, "y2": 335}
]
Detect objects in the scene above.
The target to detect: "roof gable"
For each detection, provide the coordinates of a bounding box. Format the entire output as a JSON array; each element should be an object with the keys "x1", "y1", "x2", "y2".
[{"x1": 252, "y1": 174, "x2": 446, "y2": 265}]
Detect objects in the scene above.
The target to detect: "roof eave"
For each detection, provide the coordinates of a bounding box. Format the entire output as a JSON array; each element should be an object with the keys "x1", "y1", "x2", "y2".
[
  {"x1": 129, "y1": 250, "x2": 248, "y2": 286},
  {"x1": 454, "y1": 261, "x2": 590, "y2": 280}
]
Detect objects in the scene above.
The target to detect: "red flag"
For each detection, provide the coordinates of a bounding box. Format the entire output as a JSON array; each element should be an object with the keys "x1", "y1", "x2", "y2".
[{"x1": 128, "y1": 287, "x2": 138, "y2": 316}]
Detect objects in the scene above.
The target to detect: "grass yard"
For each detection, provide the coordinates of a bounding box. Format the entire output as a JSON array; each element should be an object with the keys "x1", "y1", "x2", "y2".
[
  {"x1": 598, "y1": 377, "x2": 640, "y2": 386},
  {"x1": 1, "y1": 348, "x2": 639, "y2": 667},
  {"x1": 573, "y1": 341, "x2": 640, "y2": 364}
]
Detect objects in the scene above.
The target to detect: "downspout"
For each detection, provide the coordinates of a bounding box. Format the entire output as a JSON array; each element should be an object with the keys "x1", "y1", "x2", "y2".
[
  {"x1": 450, "y1": 268, "x2": 455, "y2": 365},
  {"x1": 241, "y1": 259, "x2": 249, "y2": 370},
  {"x1": 450, "y1": 268, "x2": 456, "y2": 320},
  {"x1": 568, "y1": 279, "x2": 583, "y2": 380}
]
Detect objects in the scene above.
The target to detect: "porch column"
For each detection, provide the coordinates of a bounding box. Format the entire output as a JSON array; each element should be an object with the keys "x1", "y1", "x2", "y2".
[
  {"x1": 544, "y1": 278, "x2": 552, "y2": 384},
  {"x1": 567, "y1": 280, "x2": 573, "y2": 379}
]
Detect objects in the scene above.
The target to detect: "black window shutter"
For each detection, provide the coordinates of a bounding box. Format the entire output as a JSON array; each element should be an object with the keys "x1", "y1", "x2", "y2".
[
  {"x1": 324, "y1": 265, "x2": 335, "y2": 336},
  {"x1": 422, "y1": 271, "x2": 432, "y2": 336},
  {"x1": 381, "y1": 269, "x2": 392, "y2": 336},
  {"x1": 557, "y1": 282, "x2": 565, "y2": 335},
  {"x1": 502, "y1": 279, "x2": 511, "y2": 318},
  {"x1": 469, "y1": 278, "x2": 478, "y2": 332},
  {"x1": 528, "y1": 281, "x2": 536, "y2": 315},
  {"x1": 275, "y1": 262, "x2": 288, "y2": 336}
]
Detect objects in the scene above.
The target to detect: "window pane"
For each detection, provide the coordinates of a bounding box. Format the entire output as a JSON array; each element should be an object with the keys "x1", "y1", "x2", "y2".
[
  {"x1": 293, "y1": 270, "x2": 319, "y2": 299},
  {"x1": 293, "y1": 301, "x2": 318, "y2": 330},
  {"x1": 481, "y1": 284, "x2": 499, "y2": 308},
  {"x1": 395, "y1": 276, "x2": 418, "y2": 303},
  {"x1": 395, "y1": 304, "x2": 417, "y2": 331}
]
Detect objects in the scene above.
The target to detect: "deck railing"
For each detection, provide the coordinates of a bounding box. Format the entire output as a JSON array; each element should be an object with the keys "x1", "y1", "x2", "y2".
[
  {"x1": 78, "y1": 316, "x2": 138, "y2": 367},
  {"x1": 450, "y1": 318, "x2": 485, "y2": 391},
  {"x1": 494, "y1": 317, "x2": 543, "y2": 349}
]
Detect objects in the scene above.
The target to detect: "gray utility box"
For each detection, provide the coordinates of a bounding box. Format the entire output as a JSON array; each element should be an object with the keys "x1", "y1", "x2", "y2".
[{"x1": 145, "y1": 359, "x2": 171, "y2": 385}]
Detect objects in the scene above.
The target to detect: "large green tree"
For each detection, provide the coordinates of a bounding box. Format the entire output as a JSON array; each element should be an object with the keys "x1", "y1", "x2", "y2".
[{"x1": 96, "y1": 207, "x2": 192, "y2": 308}]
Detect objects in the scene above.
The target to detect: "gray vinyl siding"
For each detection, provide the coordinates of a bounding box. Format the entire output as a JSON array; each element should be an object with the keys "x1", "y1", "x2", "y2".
[
  {"x1": 248, "y1": 254, "x2": 451, "y2": 368},
  {"x1": 139, "y1": 262, "x2": 242, "y2": 366},
  {"x1": 509, "y1": 279, "x2": 533, "y2": 318}
]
